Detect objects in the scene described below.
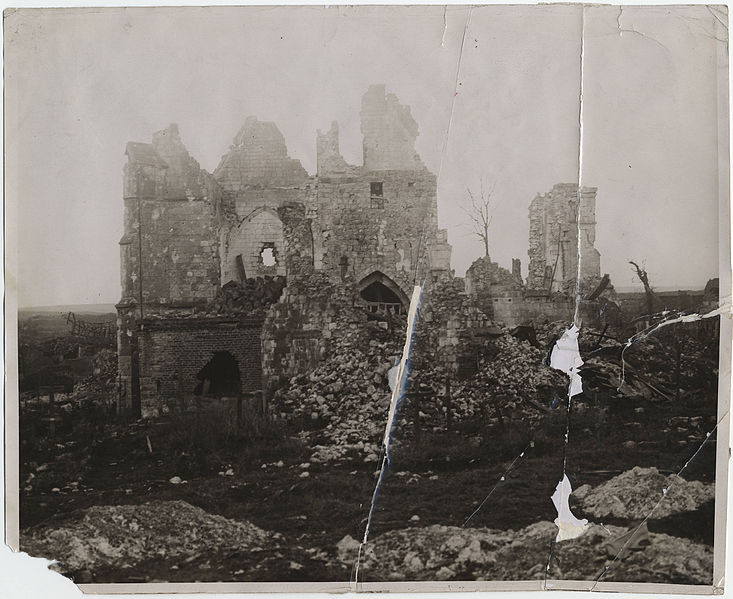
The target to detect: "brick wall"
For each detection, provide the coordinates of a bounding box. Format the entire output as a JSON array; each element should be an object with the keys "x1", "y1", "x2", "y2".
[{"x1": 138, "y1": 318, "x2": 263, "y2": 418}]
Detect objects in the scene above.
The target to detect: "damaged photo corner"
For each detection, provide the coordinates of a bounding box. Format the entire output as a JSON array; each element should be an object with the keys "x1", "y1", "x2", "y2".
[{"x1": 1, "y1": 1, "x2": 731, "y2": 598}]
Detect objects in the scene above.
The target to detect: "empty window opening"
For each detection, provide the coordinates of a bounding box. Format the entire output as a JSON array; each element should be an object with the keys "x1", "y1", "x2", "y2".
[
  {"x1": 370, "y1": 181, "x2": 385, "y2": 209},
  {"x1": 360, "y1": 280, "x2": 404, "y2": 315},
  {"x1": 260, "y1": 245, "x2": 276, "y2": 267},
  {"x1": 194, "y1": 351, "x2": 241, "y2": 398}
]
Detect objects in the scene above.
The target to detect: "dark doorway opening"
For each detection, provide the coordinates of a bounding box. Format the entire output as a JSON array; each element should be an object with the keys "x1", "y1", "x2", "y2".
[
  {"x1": 194, "y1": 351, "x2": 241, "y2": 397},
  {"x1": 360, "y1": 281, "x2": 405, "y2": 315}
]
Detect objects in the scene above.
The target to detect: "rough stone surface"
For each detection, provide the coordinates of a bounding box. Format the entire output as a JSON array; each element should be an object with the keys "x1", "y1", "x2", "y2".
[
  {"x1": 21, "y1": 500, "x2": 278, "y2": 575},
  {"x1": 527, "y1": 183, "x2": 601, "y2": 293},
  {"x1": 345, "y1": 521, "x2": 712, "y2": 584},
  {"x1": 118, "y1": 85, "x2": 453, "y2": 417},
  {"x1": 573, "y1": 466, "x2": 715, "y2": 520}
]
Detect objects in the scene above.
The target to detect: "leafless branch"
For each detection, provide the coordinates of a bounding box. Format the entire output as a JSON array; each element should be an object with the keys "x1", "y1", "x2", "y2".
[{"x1": 462, "y1": 178, "x2": 496, "y2": 257}]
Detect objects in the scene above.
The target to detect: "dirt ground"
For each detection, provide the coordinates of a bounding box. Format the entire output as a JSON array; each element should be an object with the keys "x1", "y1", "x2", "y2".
[
  {"x1": 16, "y1": 311, "x2": 719, "y2": 584},
  {"x1": 18, "y1": 394, "x2": 716, "y2": 583}
]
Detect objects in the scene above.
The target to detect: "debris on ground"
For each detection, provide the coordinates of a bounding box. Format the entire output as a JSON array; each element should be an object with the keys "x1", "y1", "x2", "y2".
[
  {"x1": 345, "y1": 521, "x2": 712, "y2": 584},
  {"x1": 21, "y1": 500, "x2": 280, "y2": 575},
  {"x1": 573, "y1": 466, "x2": 715, "y2": 520}
]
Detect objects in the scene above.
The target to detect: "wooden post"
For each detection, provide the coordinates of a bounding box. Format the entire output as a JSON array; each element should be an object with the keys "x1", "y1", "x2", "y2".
[{"x1": 445, "y1": 378, "x2": 452, "y2": 432}]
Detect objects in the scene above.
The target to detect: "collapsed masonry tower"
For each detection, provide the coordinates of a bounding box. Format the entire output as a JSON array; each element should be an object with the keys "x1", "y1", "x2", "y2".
[
  {"x1": 117, "y1": 85, "x2": 452, "y2": 418},
  {"x1": 527, "y1": 183, "x2": 601, "y2": 293}
]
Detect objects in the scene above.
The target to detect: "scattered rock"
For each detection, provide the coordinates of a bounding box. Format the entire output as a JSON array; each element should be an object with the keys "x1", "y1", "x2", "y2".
[
  {"x1": 22, "y1": 500, "x2": 279, "y2": 576},
  {"x1": 342, "y1": 521, "x2": 712, "y2": 584},
  {"x1": 574, "y1": 467, "x2": 714, "y2": 520},
  {"x1": 336, "y1": 534, "x2": 361, "y2": 564}
]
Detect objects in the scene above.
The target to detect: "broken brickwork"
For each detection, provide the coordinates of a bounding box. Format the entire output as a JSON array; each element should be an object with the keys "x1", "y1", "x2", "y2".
[
  {"x1": 137, "y1": 318, "x2": 263, "y2": 418},
  {"x1": 117, "y1": 85, "x2": 452, "y2": 417},
  {"x1": 117, "y1": 86, "x2": 610, "y2": 418},
  {"x1": 527, "y1": 183, "x2": 601, "y2": 293}
]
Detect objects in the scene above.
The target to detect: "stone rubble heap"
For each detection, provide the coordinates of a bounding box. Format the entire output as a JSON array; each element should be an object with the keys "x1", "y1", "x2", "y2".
[
  {"x1": 213, "y1": 276, "x2": 287, "y2": 315},
  {"x1": 411, "y1": 332, "x2": 567, "y2": 428},
  {"x1": 22, "y1": 500, "x2": 279, "y2": 576},
  {"x1": 273, "y1": 312, "x2": 717, "y2": 462},
  {"x1": 273, "y1": 321, "x2": 404, "y2": 463},
  {"x1": 573, "y1": 466, "x2": 715, "y2": 520},
  {"x1": 273, "y1": 322, "x2": 568, "y2": 461},
  {"x1": 337, "y1": 520, "x2": 712, "y2": 584}
]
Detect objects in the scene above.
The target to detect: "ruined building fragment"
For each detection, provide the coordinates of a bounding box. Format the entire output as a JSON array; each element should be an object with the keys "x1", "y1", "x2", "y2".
[
  {"x1": 462, "y1": 183, "x2": 608, "y2": 328},
  {"x1": 527, "y1": 183, "x2": 601, "y2": 293},
  {"x1": 116, "y1": 86, "x2": 612, "y2": 419},
  {"x1": 117, "y1": 85, "x2": 452, "y2": 417}
]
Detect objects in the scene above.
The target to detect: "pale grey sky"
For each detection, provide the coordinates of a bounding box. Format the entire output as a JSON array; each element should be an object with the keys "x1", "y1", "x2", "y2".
[{"x1": 5, "y1": 4, "x2": 727, "y2": 307}]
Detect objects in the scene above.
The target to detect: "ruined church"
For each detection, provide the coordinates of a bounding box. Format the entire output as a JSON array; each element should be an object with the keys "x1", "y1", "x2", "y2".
[{"x1": 117, "y1": 85, "x2": 606, "y2": 418}]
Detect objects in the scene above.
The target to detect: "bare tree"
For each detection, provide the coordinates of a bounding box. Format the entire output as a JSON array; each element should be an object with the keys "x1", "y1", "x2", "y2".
[
  {"x1": 463, "y1": 179, "x2": 495, "y2": 257},
  {"x1": 629, "y1": 260, "x2": 657, "y2": 318}
]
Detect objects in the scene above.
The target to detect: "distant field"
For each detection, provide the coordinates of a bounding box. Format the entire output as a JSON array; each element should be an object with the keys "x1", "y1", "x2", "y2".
[
  {"x1": 19, "y1": 304, "x2": 117, "y2": 316},
  {"x1": 18, "y1": 307, "x2": 116, "y2": 340}
]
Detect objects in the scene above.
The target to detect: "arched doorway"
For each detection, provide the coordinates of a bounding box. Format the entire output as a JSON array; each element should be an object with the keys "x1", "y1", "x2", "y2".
[
  {"x1": 358, "y1": 271, "x2": 409, "y2": 315},
  {"x1": 194, "y1": 351, "x2": 241, "y2": 397}
]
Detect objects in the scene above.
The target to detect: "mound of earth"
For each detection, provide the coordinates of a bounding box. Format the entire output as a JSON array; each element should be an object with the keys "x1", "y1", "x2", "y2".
[
  {"x1": 21, "y1": 500, "x2": 280, "y2": 575},
  {"x1": 342, "y1": 521, "x2": 711, "y2": 584},
  {"x1": 573, "y1": 466, "x2": 714, "y2": 520}
]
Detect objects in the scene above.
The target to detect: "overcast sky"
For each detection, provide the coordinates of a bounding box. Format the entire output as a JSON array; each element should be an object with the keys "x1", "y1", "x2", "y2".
[{"x1": 5, "y1": 4, "x2": 727, "y2": 307}]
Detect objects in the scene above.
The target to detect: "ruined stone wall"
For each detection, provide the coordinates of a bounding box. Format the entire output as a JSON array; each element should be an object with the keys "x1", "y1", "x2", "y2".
[
  {"x1": 527, "y1": 183, "x2": 600, "y2": 293},
  {"x1": 465, "y1": 256, "x2": 523, "y2": 319},
  {"x1": 313, "y1": 169, "x2": 444, "y2": 295},
  {"x1": 120, "y1": 125, "x2": 223, "y2": 308},
  {"x1": 137, "y1": 318, "x2": 263, "y2": 418},
  {"x1": 361, "y1": 84, "x2": 423, "y2": 171},
  {"x1": 213, "y1": 116, "x2": 309, "y2": 190},
  {"x1": 233, "y1": 188, "x2": 303, "y2": 217},
  {"x1": 261, "y1": 273, "x2": 367, "y2": 398},
  {"x1": 121, "y1": 199, "x2": 221, "y2": 306},
  {"x1": 224, "y1": 208, "x2": 287, "y2": 282},
  {"x1": 317, "y1": 121, "x2": 360, "y2": 176},
  {"x1": 214, "y1": 119, "x2": 315, "y2": 284},
  {"x1": 419, "y1": 278, "x2": 493, "y2": 375},
  {"x1": 118, "y1": 87, "x2": 455, "y2": 418}
]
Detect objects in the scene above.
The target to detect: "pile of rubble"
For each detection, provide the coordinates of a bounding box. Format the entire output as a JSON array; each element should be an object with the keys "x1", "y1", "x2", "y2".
[
  {"x1": 272, "y1": 321, "x2": 403, "y2": 462},
  {"x1": 338, "y1": 520, "x2": 712, "y2": 584},
  {"x1": 273, "y1": 320, "x2": 568, "y2": 460},
  {"x1": 577, "y1": 322, "x2": 719, "y2": 403},
  {"x1": 411, "y1": 332, "x2": 567, "y2": 427},
  {"x1": 213, "y1": 276, "x2": 286, "y2": 315},
  {"x1": 22, "y1": 500, "x2": 280, "y2": 576},
  {"x1": 573, "y1": 466, "x2": 715, "y2": 520},
  {"x1": 273, "y1": 309, "x2": 717, "y2": 460}
]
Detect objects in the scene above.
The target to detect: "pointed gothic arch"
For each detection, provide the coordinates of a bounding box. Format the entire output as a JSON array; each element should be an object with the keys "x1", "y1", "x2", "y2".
[{"x1": 357, "y1": 271, "x2": 410, "y2": 315}]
